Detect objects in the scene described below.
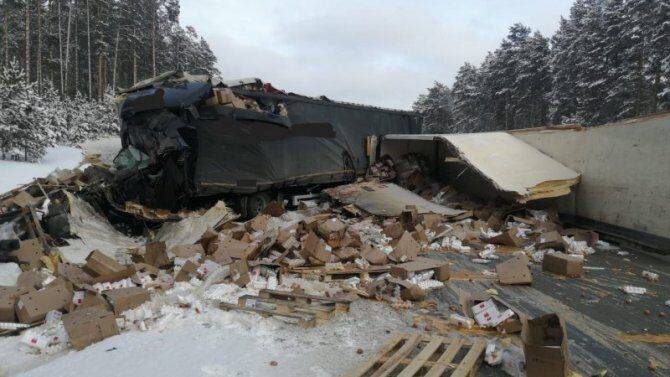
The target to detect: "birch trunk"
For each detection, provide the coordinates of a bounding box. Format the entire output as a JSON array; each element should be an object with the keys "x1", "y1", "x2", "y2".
[
  {"x1": 58, "y1": 0, "x2": 64, "y2": 94},
  {"x1": 25, "y1": 1, "x2": 31, "y2": 82},
  {"x1": 86, "y1": 0, "x2": 91, "y2": 98},
  {"x1": 37, "y1": 0, "x2": 43, "y2": 90},
  {"x1": 64, "y1": 0, "x2": 73, "y2": 94}
]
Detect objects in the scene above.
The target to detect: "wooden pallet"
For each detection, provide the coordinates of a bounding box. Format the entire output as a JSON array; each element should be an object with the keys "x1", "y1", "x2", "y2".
[
  {"x1": 258, "y1": 289, "x2": 352, "y2": 313},
  {"x1": 286, "y1": 265, "x2": 390, "y2": 282},
  {"x1": 219, "y1": 290, "x2": 351, "y2": 328},
  {"x1": 345, "y1": 333, "x2": 486, "y2": 377}
]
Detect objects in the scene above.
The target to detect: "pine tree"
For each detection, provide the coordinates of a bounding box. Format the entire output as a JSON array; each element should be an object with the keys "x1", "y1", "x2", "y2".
[
  {"x1": 413, "y1": 82, "x2": 454, "y2": 133},
  {"x1": 451, "y1": 63, "x2": 483, "y2": 132}
]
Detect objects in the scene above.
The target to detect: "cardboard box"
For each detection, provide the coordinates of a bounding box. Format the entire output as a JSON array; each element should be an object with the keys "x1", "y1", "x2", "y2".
[
  {"x1": 230, "y1": 260, "x2": 250, "y2": 287},
  {"x1": 361, "y1": 244, "x2": 388, "y2": 266},
  {"x1": 57, "y1": 263, "x2": 94, "y2": 286},
  {"x1": 522, "y1": 313, "x2": 570, "y2": 377},
  {"x1": 0, "y1": 286, "x2": 31, "y2": 322},
  {"x1": 145, "y1": 241, "x2": 171, "y2": 268},
  {"x1": 245, "y1": 214, "x2": 270, "y2": 232},
  {"x1": 390, "y1": 256, "x2": 450, "y2": 281},
  {"x1": 317, "y1": 218, "x2": 347, "y2": 248},
  {"x1": 489, "y1": 227, "x2": 527, "y2": 247},
  {"x1": 536, "y1": 231, "x2": 564, "y2": 249},
  {"x1": 63, "y1": 307, "x2": 119, "y2": 350},
  {"x1": 198, "y1": 228, "x2": 219, "y2": 251},
  {"x1": 83, "y1": 250, "x2": 125, "y2": 277},
  {"x1": 399, "y1": 205, "x2": 419, "y2": 230},
  {"x1": 496, "y1": 254, "x2": 532, "y2": 285},
  {"x1": 15, "y1": 283, "x2": 72, "y2": 323},
  {"x1": 388, "y1": 232, "x2": 419, "y2": 263},
  {"x1": 170, "y1": 244, "x2": 205, "y2": 259},
  {"x1": 76, "y1": 293, "x2": 110, "y2": 312},
  {"x1": 420, "y1": 213, "x2": 442, "y2": 231},
  {"x1": 175, "y1": 260, "x2": 200, "y2": 282},
  {"x1": 387, "y1": 277, "x2": 425, "y2": 301},
  {"x1": 333, "y1": 247, "x2": 359, "y2": 261},
  {"x1": 300, "y1": 232, "x2": 335, "y2": 265},
  {"x1": 214, "y1": 238, "x2": 259, "y2": 260},
  {"x1": 542, "y1": 252, "x2": 583, "y2": 278},
  {"x1": 103, "y1": 287, "x2": 150, "y2": 315},
  {"x1": 10, "y1": 238, "x2": 44, "y2": 270},
  {"x1": 383, "y1": 222, "x2": 405, "y2": 239},
  {"x1": 17, "y1": 270, "x2": 44, "y2": 289}
]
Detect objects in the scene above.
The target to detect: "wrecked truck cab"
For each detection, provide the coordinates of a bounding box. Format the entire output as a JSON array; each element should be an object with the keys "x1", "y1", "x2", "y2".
[{"x1": 114, "y1": 71, "x2": 421, "y2": 217}]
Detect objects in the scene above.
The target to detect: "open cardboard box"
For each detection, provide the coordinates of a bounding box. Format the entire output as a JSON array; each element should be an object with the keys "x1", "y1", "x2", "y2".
[{"x1": 522, "y1": 313, "x2": 570, "y2": 377}]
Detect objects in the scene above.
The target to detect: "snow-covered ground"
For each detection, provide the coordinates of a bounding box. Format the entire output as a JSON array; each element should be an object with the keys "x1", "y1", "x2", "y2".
[
  {"x1": 0, "y1": 147, "x2": 82, "y2": 194},
  {"x1": 0, "y1": 137, "x2": 121, "y2": 194},
  {"x1": 0, "y1": 281, "x2": 415, "y2": 377}
]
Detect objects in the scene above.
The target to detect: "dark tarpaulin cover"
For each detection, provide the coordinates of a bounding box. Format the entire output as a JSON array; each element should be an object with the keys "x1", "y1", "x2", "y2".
[{"x1": 194, "y1": 96, "x2": 419, "y2": 194}]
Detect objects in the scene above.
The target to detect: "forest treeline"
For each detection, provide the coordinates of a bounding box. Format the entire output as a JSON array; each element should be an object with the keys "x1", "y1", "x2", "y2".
[
  {"x1": 0, "y1": 0, "x2": 218, "y2": 160},
  {"x1": 414, "y1": 0, "x2": 670, "y2": 133}
]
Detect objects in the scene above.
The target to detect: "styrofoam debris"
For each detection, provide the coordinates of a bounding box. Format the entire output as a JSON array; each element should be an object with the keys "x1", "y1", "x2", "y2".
[
  {"x1": 620, "y1": 285, "x2": 646, "y2": 295},
  {"x1": 642, "y1": 271, "x2": 659, "y2": 282},
  {"x1": 448, "y1": 314, "x2": 474, "y2": 329},
  {"x1": 416, "y1": 279, "x2": 444, "y2": 291},
  {"x1": 485, "y1": 342, "x2": 503, "y2": 365},
  {"x1": 563, "y1": 236, "x2": 595, "y2": 255},
  {"x1": 617, "y1": 251, "x2": 630, "y2": 256}
]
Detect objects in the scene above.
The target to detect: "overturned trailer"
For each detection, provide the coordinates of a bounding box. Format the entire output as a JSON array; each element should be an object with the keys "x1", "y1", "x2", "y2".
[{"x1": 114, "y1": 72, "x2": 421, "y2": 216}]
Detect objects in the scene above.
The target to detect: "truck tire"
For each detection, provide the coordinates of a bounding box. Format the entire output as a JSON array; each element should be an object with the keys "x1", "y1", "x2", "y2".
[{"x1": 246, "y1": 192, "x2": 271, "y2": 218}]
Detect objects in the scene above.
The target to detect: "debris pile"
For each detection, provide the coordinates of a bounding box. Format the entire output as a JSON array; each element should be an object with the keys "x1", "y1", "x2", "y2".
[{"x1": 0, "y1": 146, "x2": 658, "y2": 377}]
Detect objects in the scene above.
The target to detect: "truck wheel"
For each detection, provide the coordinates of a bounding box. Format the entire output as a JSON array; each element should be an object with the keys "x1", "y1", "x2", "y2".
[{"x1": 246, "y1": 192, "x2": 271, "y2": 218}]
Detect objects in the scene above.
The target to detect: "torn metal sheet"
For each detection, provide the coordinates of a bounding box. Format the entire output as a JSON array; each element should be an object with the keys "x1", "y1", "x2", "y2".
[
  {"x1": 59, "y1": 192, "x2": 141, "y2": 264},
  {"x1": 383, "y1": 132, "x2": 580, "y2": 203},
  {"x1": 324, "y1": 181, "x2": 467, "y2": 218},
  {"x1": 438, "y1": 132, "x2": 580, "y2": 202},
  {"x1": 155, "y1": 201, "x2": 237, "y2": 248}
]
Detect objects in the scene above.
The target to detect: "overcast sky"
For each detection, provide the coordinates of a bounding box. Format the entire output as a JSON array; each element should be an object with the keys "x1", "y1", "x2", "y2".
[{"x1": 180, "y1": 0, "x2": 573, "y2": 110}]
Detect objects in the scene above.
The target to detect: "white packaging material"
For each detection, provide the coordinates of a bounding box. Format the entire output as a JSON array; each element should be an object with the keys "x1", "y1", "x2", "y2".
[
  {"x1": 22, "y1": 330, "x2": 50, "y2": 350},
  {"x1": 471, "y1": 258, "x2": 490, "y2": 264},
  {"x1": 642, "y1": 271, "x2": 659, "y2": 282},
  {"x1": 472, "y1": 299, "x2": 515, "y2": 327},
  {"x1": 197, "y1": 259, "x2": 223, "y2": 277},
  {"x1": 617, "y1": 251, "x2": 630, "y2": 256},
  {"x1": 417, "y1": 279, "x2": 444, "y2": 291},
  {"x1": 531, "y1": 250, "x2": 546, "y2": 263},
  {"x1": 429, "y1": 242, "x2": 441, "y2": 251},
  {"x1": 482, "y1": 270, "x2": 498, "y2": 278},
  {"x1": 72, "y1": 291, "x2": 85, "y2": 306},
  {"x1": 44, "y1": 310, "x2": 62, "y2": 325},
  {"x1": 267, "y1": 275, "x2": 278, "y2": 290},
  {"x1": 0, "y1": 322, "x2": 31, "y2": 330},
  {"x1": 665, "y1": 300, "x2": 670, "y2": 307},
  {"x1": 344, "y1": 276, "x2": 361, "y2": 287},
  {"x1": 379, "y1": 245, "x2": 393, "y2": 255},
  {"x1": 448, "y1": 314, "x2": 474, "y2": 329},
  {"x1": 92, "y1": 278, "x2": 134, "y2": 294},
  {"x1": 485, "y1": 342, "x2": 503, "y2": 365},
  {"x1": 409, "y1": 270, "x2": 434, "y2": 284},
  {"x1": 563, "y1": 236, "x2": 595, "y2": 255},
  {"x1": 354, "y1": 258, "x2": 370, "y2": 270},
  {"x1": 621, "y1": 285, "x2": 646, "y2": 295},
  {"x1": 479, "y1": 244, "x2": 497, "y2": 260},
  {"x1": 501, "y1": 345, "x2": 526, "y2": 377}
]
